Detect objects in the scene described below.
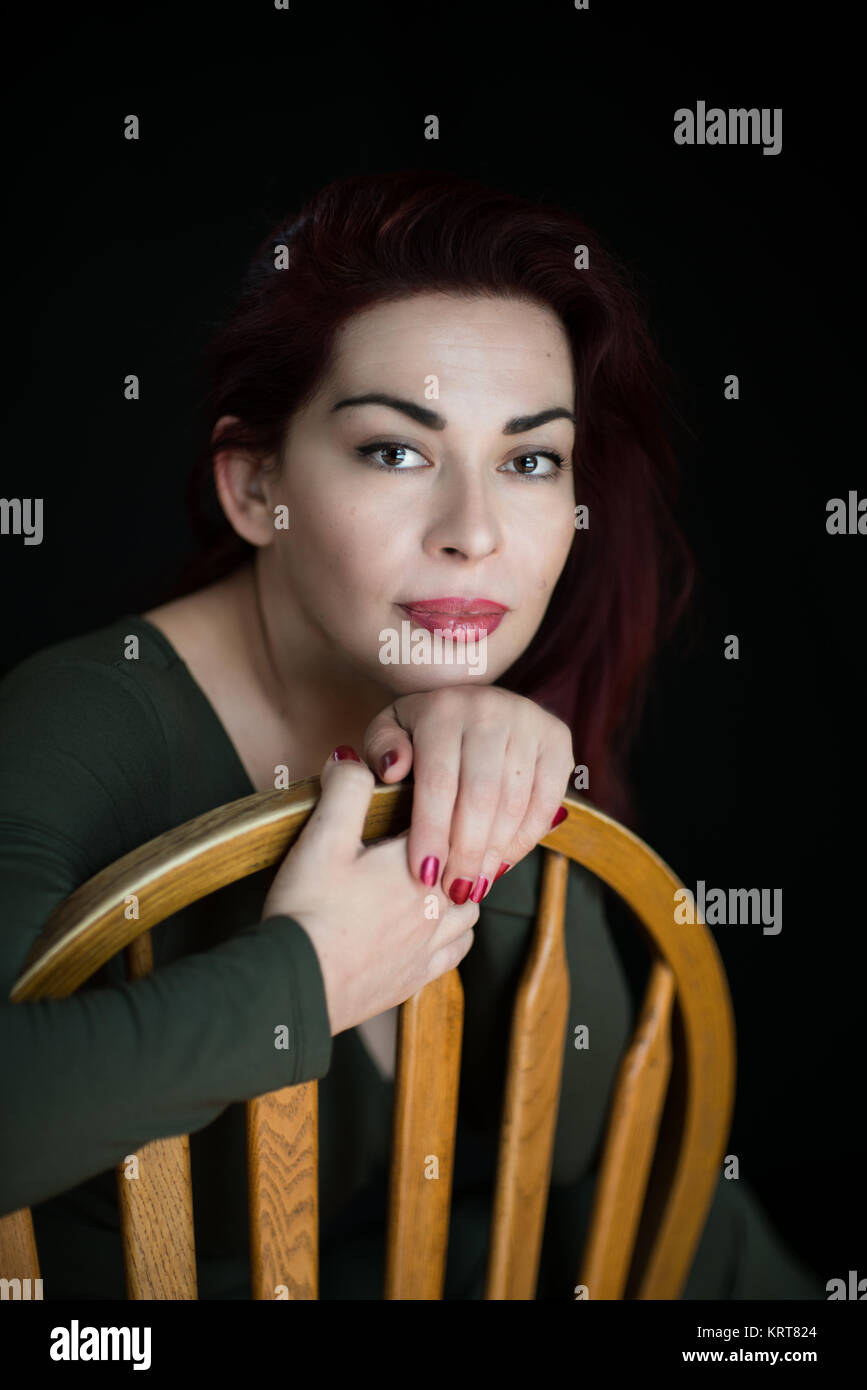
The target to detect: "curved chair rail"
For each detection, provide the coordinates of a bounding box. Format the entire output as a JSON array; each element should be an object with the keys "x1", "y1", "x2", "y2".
[{"x1": 1, "y1": 783, "x2": 735, "y2": 1300}]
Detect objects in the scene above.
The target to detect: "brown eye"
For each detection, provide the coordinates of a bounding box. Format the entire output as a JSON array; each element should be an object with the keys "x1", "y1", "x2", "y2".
[
  {"x1": 500, "y1": 451, "x2": 565, "y2": 480},
  {"x1": 356, "y1": 442, "x2": 428, "y2": 472}
]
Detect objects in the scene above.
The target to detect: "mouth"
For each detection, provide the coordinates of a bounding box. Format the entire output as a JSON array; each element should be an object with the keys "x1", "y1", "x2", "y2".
[{"x1": 398, "y1": 597, "x2": 508, "y2": 636}]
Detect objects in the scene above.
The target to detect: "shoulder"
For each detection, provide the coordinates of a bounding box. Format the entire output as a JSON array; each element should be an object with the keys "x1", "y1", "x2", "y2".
[
  {"x1": 1, "y1": 615, "x2": 177, "y2": 741},
  {"x1": 0, "y1": 616, "x2": 175, "y2": 834}
]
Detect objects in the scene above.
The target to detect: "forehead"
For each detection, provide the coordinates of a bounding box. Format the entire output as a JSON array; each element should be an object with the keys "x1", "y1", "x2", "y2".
[{"x1": 326, "y1": 292, "x2": 574, "y2": 382}]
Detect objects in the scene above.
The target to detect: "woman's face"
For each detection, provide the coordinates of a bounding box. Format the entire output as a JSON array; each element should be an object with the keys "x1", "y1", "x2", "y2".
[{"x1": 224, "y1": 292, "x2": 578, "y2": 694}]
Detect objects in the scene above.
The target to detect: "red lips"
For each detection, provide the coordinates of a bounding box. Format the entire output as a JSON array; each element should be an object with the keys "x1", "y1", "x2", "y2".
[
  {"x1": 400, "y1": 597, "x2": 508, "y2": 615},
  {"x1": 399, "y1": 599, "x2": 506, "y2": 636}
]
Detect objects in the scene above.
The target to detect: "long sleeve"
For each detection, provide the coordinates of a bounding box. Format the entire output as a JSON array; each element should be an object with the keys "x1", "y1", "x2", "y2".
[
  {"x1": 0, "y1": 915, "x2": 333, "y2": 1215},
  {"x1": 0, "y1": 649, "x2": 333, "y2": 1216}
]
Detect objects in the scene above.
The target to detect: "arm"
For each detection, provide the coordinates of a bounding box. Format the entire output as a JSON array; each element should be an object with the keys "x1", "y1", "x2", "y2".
[
  {"x1": 0, "y1": 912, "x2": 332, "y2": 1214},
  {"x1": 0, "y1": 655, "x2": 332, "y2": 1215}
]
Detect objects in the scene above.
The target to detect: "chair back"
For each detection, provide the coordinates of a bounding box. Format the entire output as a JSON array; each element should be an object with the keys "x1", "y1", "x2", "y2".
[{"x1": 0, "y1": 782, "x2": 735, "y2": 1300}]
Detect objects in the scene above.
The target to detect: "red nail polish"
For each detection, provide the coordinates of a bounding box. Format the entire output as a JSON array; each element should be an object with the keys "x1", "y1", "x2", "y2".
[
  {"x1": 449, "y1": 878, "x2": 473, "y2": 905},
  {"x1": 493, "y1": 862, "x2": 511, "y2": 882},
  {"x1": 550, "y1": 806, "x2": 567, "y2": 828},
  {"x1": 470, "y1": 876, "x2": 488, "y2": 903},
  {"x1": 332, "y1": 745, "x2": 361, "y2": 762},
  {"x1": 380, "y1": 749, "x2": 398, "y2": 775},
  {"x1": 421, "y1": 856, "x2": 439, "y2": 886}
]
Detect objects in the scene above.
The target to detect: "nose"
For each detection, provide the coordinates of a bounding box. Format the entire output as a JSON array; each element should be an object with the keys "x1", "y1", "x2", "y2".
[{"x1": 420, "y1": 461, "x2": 502, "y2": 561}]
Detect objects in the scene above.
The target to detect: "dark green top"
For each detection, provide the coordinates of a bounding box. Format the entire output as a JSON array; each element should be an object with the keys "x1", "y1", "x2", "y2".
[{"x1": 0, "y1": 616, "x2": 822, "y2": 1299}]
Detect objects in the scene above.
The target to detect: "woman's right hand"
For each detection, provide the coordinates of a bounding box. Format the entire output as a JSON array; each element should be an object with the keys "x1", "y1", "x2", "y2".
[{"x1": 261, "y1": 749, "x2": 480, "y2": 1037}]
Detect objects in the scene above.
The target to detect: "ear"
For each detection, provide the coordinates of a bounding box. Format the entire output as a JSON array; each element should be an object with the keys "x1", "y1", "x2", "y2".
[{"x1": 212, "y1": 414, "x2": 281, "y2": 548}]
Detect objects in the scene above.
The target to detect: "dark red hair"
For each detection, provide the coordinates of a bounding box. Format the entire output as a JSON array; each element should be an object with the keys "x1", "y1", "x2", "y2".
[{"x1": 163, "y1": 169, "x2": 695, "y2": 825}]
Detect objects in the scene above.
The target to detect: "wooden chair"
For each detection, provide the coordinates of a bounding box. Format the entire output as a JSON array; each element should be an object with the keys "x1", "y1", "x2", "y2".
[{"x1": 0, "y1": 781, "x2": 735, "y2": 1300}]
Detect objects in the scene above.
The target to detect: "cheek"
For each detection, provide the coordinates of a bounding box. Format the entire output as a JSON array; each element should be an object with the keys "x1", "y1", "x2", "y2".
[
  {"x1": 289, "y1": 496, "x2": 396, "y2": 593},
  {"x1": 545, "y1": 508, "x2": 578, "y2": 578},
  {"x1": 514, "y1": 514, "x2": 574, "y2": 596}
]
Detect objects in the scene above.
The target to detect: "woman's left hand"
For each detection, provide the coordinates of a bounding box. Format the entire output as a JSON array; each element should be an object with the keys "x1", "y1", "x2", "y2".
[{"x1": 362, "y1": 686, "x2": 574, "y2": 903}]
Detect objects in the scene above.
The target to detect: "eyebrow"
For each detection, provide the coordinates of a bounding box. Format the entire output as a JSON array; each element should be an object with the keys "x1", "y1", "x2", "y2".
[{"x1": 329, "y1": 392, "x2": 576, "y2": 435}]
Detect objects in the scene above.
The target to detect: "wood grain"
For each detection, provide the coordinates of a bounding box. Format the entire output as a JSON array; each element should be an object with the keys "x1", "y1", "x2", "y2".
[
  {"x1": 578, "y1": 960, "x2": 675, "y2": 1298},
  {"x1": 0, "y1": 1207, "x2": 40, "y2": 1286},
  {"x1": 485, "y1": 850, "x2": 570, "y2": 1299},
  {"x1": 115, "y1": 1135, "x2": 197, "y2": 1299},
  {"x1": 114, "y1": 930, "x2": 198, "y2": 1299},
  {"x1": 247, "y1": 1083, "x2": 319, "y2": 1300},
  {"x1": 384, "y1": 968, "x2": 464, "y2": 1299}
]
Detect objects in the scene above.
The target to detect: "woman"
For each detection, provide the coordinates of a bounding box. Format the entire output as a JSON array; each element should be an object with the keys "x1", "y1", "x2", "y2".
[{"x1": 0, "y1": 170, "x2": 820, "y2": 1299}]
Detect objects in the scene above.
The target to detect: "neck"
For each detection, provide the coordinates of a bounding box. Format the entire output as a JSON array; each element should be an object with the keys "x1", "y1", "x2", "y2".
[{"x1": 231, "y1": 558, "x2": 399, "y2": 767}]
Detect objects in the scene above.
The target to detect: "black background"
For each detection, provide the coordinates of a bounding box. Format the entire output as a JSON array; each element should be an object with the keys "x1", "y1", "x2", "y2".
[{"x1": 2, "y1": 1, "x2": 863, "y2": 1287}]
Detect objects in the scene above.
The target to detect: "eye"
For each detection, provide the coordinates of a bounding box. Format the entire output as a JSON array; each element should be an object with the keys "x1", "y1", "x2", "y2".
[
  {"x1": 355, "y1": 442, "x2": 428, "y2": 472},
  {"x1": 499, "y1": 451, "x2": 566, "y2": 481},
  {"x1": 355, "y1": 441, "x2": 568, "y2": 481}
]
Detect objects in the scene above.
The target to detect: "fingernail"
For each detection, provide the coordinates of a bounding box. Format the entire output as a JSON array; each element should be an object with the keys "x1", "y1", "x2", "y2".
[
  {"x1": 493, "y1": 862, "x2": 511, "y2": 882},
  {"x1": 449, "y1": 878, "x2": 473, "y2": 905},
  {"x1": 332, "y1": 745, "x2": 361, "y2": 762},
  {"x1": 421, "y1": 856, "x2": 439, "y2": 886},
  {"x1": 470, "y1": 876, "x2": 488, "y2": 903},
  {"x1": 380, "y1": 749, "x2": 399, "y2": 776},
  {"x1": 550, "y1": 806, "x2": 568, "y2": 828}
]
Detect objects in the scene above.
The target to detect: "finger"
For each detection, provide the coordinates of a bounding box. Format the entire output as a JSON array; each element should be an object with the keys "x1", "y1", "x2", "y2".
[
  {"x1": 363, "y1": 704, "x2": 414, "y2": 782},
  {"x1": 402, "y1": 711, "x2": 464, "y2": 891},
  {"x1": 465, "y1": 733, "x2": 536, "y2": 897},
  {"x1": 427, "y1": 897, "x2": 480, "y2": 953},
  {"x1": 438, "y1": 721, "x2": 510, "y2": 904},
  {"x1": 426, "y1": 917, "x2": 479, "y2": 984},
  {"x1": 500, "y1": 735, "x2": 573, "y2": 870},
  {"x1": 301, "y1": 746, "x2": 376, "y2": 861}
]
